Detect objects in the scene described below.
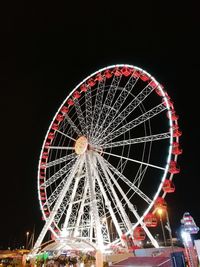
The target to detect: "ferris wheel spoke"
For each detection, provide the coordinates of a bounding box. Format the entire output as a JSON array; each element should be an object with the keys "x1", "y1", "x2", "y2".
[
  {"x1": 97, "y1": 153, "x2": 159, "y2": 247},
  {"x1": 56, "y1": 130, "x2": 76, "y2": 141},
  {"x1": 102, "y1": 132, "x2": 171, "y2": 149},
  {"x1": 74, "y1": 98, "x2": 87, "y2": 136},
  {"x1": 33, "y1": 156, "x2": 82, "y2": 251},
  {"x1": 54, "y1": 197, "x2": 69, "y2": 225},
  {"x1": 42, "y1": 156, "x2": 78, "y2": 187},
  {"x1": 125, "y1": 166, "x2": 148, "y2": 202},
  {"x1": 47, "y1": 157, "x2": 82, "y2": 209},
  {"x1": 54, "y1": 174, "x2": 85, "y2": 226},
  {"x1": 47, "y1": 178, "x2": 69, "y2": 209},
  {"x1": 133, "y1": 165, "x2": 148, "y2": 187},
  {"x1": 101, "y1": 155, "x2": 146, "y2": 218},
  {"x1": 65, "y1": 114, "x2": 83, "y2": 137},
  {"x1": 98, "y1": 168, "x2": 130, "y2": 236},
  {"x1": 85, "y1": 86, "x2": 93, "y2": 137},
  {"x1": 96, "y1": 153, "x2": 133, "y2": 232},
  {"x1": 91, "y1": 74, "x2": 122, "y2": 140},
  {"x1": 73, "y1": 180, "x2": 89, "y2": 237},
  {"x1": 85, "y1": 152, "x2": 104, "y2": 248},
  {"x1": 96, "y1": 83, "x2": 154, "y2": 142},
  {"x1": 92, "y1": 75, "x2": 123, "y2": 139},
  {"x1": 47, "y1": 146, "x2": 75, "y2": 150},
  {"x1": 97, "y1": 149, "x2": 165, "y2": 171},
  {"x1": 101, "y1": 156, "x2": 152, "y2": 204},
  {"x1": 91, "y1": 106, "x2": 125, "y2": 144},
  {"x1": 47, "y1": 171, "x2": 83, "y2": 210},
  {"x1": 62, "y1": 155, "x2": 85, "y2": 231},
  {"x1": 100, "y1": 103, "x2": 167, "y2": 145},
  {"x1": 90, "y1": 158, "x2": 124, "y2": 240},
  {"x1": 89, "y1": 78, "x2": 106, "y2": 138},
  {"x1": 45, "y1": 153, "x2": 76, "y2": 168},
  {"x1": 94, "y1": 75, "x2": 140, "y2": 141}
]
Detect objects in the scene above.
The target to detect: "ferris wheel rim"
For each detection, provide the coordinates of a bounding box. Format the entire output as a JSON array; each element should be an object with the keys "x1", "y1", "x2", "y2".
[{"x1": 37, "y1": 64, "x2": 180, "y2": 249}]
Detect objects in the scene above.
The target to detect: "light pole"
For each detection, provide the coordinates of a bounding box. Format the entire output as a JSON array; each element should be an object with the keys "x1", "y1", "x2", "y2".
[
  {"x1": 26, "y1": 232, "x2": 29, "y2": 249},
  {"x1": 157, "y1": 208, "x2": 167, "y2": 246},
  {"x1": 165, "y1": 209, "x2": 174, "y2": 251}
]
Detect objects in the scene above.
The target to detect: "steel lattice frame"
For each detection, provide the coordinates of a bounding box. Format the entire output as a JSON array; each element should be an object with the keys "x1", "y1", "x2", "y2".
[{"x1": 33, "y1": 64, "x2": 181, "y2": 253}]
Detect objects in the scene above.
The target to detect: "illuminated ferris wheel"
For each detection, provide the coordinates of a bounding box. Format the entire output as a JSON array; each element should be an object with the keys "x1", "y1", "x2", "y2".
[{"x1": 33, "y1": 64, "x2": 182, "y2": 252}]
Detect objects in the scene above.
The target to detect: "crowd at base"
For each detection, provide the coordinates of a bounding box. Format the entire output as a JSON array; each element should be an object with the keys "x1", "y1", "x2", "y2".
[{"x1": 0, "y1": 249, "x2": 104, "y2": 267}]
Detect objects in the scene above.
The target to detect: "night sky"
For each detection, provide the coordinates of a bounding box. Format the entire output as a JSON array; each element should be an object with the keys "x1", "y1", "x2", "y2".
[{"x1": 1, "y1": 1, "x2": 200, "y2": 249}]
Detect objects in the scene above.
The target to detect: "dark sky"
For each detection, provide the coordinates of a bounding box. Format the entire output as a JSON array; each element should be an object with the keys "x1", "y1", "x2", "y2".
[{"x1": 1, "y1": 1, "x2": 200, "y2": 249}]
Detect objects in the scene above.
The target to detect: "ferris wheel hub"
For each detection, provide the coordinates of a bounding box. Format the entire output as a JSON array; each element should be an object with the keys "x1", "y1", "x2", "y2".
[{"x1": 74, "y1": 136, "x2": 88, "y2": 155}]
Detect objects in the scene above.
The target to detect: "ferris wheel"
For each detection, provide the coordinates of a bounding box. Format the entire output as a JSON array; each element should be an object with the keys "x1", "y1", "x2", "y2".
[{"x1": 33, "y1": 64, "x2": 182, "y2": 252}]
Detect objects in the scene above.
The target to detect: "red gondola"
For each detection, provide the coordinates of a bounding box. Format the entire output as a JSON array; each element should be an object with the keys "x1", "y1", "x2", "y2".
[
  {"x1": 155, "y1": 88, "x2": 163, "y2": 96},
  {"x1": 154, "y1": 197, "x2": 167, "y2": 210},
  {"x1": 42, "y1": 152, "x2": 48, "y2": 159},
  {"x1": 144, "y1": 213, "x2": 158, "y2": 227},
  {"x1": 113, "y1": 67, "x2": 121, "y2": 76},
  {"x1": 95, "y1": 73, "x2": 103, "y2": 81},
  {"x1": 41, "y1": 158, "x2": 46, "y2": 164},
  {"x1": 56, "y1": 114, "x2": 64, "y2": 122},
  {"x1": 80, "y1": 84, "x2": 88, "y2": 92},
  {"x1": 121, "y1": 67, "x2": 132, "y2": 77},
  {"x1": 87, "y1": 78, "x2": 96, "y2": 87},
  {"x1": 47, "y1": 132, "x2": 55, "y2": 140},
  {"x1": 172, "y1": 124, "x2": 182, "y2": 137},
  {"x1": 167, "y1": 110, "x2": 179, "y2": 120},
  {"x1": 61, "y1": 106, "x2": 69, "y2": 113},
  {"x1": 73, "y1": 91, "x2": 81, "y2": 99},
  {"x1": 52, "y1": 123, "x2": 59, "y2": 130},
  {"x1": 149, "y1": 80, "x2": 157, "y2": 89},
  {"x1": 168, "y1": 160, "x2": 180, "y2": 174},
  {"x1": 42, "y1": 154, "x2": 47, "y2": 161},
  {"x1": 132, "y1": 70, "x2": 141, "y2": 78},
  {"x1": 40, "y1": 164, "x2": 46, "y2": 170},
  {"x1": 173, "y1": 128, "x2": 182, "y2": 137},
  {"x1": 67, "y1": 98, "x2": 74, "y2": 106},
  {"x1": 172, "y1": 142, "x2": 183, "y2": 155},
  {"x1": 140, "y1": 74, "x2": 149, "y2": 82},
  {"x1": 44, "y1": 141, "x2": 51, "y2": 148},
  {"x1": 162, "y1": 180, "x2": 175, "y2": 193},
  {"x1": 104, "y1": 69, "x2": 112, "y2": 79},
  {"x1": 171, "y1": 111, "x2": 179, "y2": 120},
  {"x1": 133, "y1": 226, "x2": 146, "y2": 241},
  {"x1": 40, "y1": 174, "x2": 45, "y2": 180}
]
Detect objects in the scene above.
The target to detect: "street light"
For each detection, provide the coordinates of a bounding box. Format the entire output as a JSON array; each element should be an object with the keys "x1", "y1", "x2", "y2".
[
  {"x1": 26, "y1": 232, "x2": 29, "y2": 249},
  {"x1": 165, "y1": 209, "x2": 174, "y2": 251},
  {"x1": 157, "y1": 208, "x2": 167, "y2": 246}
]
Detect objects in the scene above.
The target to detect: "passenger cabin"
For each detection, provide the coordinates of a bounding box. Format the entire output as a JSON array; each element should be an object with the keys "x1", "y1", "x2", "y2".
[
  {"x1": 144, "y1": 213, "x2": 158, "y2": 227},
  {"x1": 162, "y1": 180, "x2": 175, "y2": 193},
  {"x1": 133, "y1": 226, "x2": 146, "y2": 241}
]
